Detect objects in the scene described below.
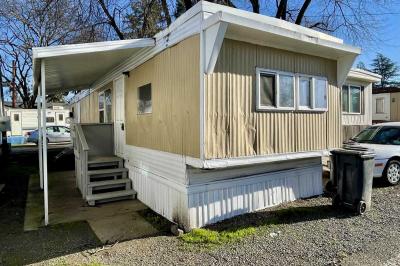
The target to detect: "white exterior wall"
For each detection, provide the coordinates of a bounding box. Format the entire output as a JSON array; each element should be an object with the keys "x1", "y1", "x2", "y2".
[
  {"x1": 372, "y1": 93, "x2": 390, "y2": 122},
  {"x1": 342, "y1": 81, "x2": 372, "y2": 126},
  {"x1": 125, "y1": 144, "x2": 323, "y2": 230}
]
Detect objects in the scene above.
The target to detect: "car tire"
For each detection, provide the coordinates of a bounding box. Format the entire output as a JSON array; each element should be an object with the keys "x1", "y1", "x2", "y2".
[{"x1": 384, "y1": 159, "x2": 400, "y2": 186}]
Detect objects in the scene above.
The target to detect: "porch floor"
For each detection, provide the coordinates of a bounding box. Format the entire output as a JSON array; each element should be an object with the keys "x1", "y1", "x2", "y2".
[{"x1": 24, "y1": 171, "x2": 159, "y2": 243}]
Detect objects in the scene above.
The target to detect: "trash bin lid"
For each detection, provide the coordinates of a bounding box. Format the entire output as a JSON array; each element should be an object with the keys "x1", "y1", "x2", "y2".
[{"x1": 331, "y1": 147, "x2": 375, "y2": 159}]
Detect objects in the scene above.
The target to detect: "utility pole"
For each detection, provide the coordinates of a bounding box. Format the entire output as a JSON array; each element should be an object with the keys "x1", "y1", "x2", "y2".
[
  {"x1": 11, "y1": 60, "x2": 16, "y2": 108},
  {"x1": 0, "y1": 61, "x2": 4, "y2": 117}
]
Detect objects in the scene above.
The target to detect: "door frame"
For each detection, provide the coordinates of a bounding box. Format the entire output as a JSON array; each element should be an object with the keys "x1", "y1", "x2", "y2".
[
  {"x1": 10, "y1": 111, "x2": 22, "y2": 136},
  {"x1": 113, "y1": 75, "x2": 126, "y2": 157}
]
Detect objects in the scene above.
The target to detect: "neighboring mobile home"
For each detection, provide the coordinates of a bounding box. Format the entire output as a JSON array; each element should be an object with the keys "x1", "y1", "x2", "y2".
[
  {"x1": 372, "y1": 87, "x2": 400, "y2": 123},
  {"x1": 34, "y1": 2, "x2": 362, "y2": 230},
  {"x1": 5, "y1": 104, "x2": 70, "y2": 136},
  {"x1": 341, "y1": 69, "x2": 381, "y2": 141}
]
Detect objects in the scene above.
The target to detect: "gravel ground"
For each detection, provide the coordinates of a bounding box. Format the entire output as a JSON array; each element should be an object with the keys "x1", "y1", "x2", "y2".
[
  {"x1": 28, "y1": 180, "x2": 400, "y2": 266},
  {"x1": 3, "y1": 149, "x2": 400, "y2": 265}
]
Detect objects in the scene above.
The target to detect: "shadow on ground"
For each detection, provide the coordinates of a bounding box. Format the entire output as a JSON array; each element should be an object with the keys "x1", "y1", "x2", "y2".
[{"x1": 0, "y1": 147, "x2": 102, "y2": 265}]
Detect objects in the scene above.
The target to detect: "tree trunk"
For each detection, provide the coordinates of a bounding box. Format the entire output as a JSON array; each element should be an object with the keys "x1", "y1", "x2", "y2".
[
  {"x1": 295, "y1": 0, "x2": 312, "y2": 25},
  {"x1": 97, "y1": 0, "x2": 125, "y2": 40},
  {"x1": 249, "y1": 0, "x2": 260, "y2": 13},
  {"x1": 275, "y1": 0, "x2": 287, "y2": 19},
  {"x1": 160, "y1": 0, "x2": 172, "y2": 26},
  {"x1": 183, "y1": 0, "x2": 193, "y2": 10}
]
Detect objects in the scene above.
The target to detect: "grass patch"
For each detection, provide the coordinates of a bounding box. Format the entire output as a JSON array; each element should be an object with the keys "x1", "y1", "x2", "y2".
[{"x1": 181, "y1": 227, "x2": 256, "y2": 245}]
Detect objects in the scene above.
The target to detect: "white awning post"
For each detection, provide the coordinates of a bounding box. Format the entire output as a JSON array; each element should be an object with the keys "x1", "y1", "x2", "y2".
[
  {"x1": 37, "y1": 83, "x2": 43, "y2": 189},
  {"x1": 41, "y1": 60, "x2": 49, "y2": 226}
]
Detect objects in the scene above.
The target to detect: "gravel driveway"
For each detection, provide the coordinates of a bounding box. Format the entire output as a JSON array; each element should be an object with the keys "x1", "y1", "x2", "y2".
[{"x1": 26, "y1": 180, "x2": 400, "y2": 266}]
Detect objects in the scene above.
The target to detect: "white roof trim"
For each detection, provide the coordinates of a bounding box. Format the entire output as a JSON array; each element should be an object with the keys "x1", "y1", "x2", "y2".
[
  {"x1": 203, "y1": 11, "x2": 360, "y2": 56},
  {"x1": 32, "y1": 38, "x2": 155, "y2": 59},
  {"x1": 347, "y1": 68, "x2": 381, "y2": 83}
]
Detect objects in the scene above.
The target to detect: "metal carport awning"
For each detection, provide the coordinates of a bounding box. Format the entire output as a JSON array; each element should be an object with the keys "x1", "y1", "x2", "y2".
[{"x1": 32, "y1": 38, "x2": 155, "y2": 225}]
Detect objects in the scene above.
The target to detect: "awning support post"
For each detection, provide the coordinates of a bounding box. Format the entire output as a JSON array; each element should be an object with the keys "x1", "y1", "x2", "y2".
[
  {"x1": 37, "y1": 83, "x2": 43, "y2": 189},
  {"x1": 41, "y1": 60, "x2": 49, "y2": 226}
]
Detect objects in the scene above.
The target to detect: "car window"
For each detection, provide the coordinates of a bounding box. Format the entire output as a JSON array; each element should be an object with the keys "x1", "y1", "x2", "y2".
[
  {"x1": 371, "y1": 127, "x2": 400, "y2": 145},
  {"x1": 353, "y1": 126, "x2": 379, "y2": 143},
  {"x1": 47, "y1": 127, "x2": 54, "y2": 133},
  {"x1": 59, "y1": 127, "x2": 70, "y2": 133}
]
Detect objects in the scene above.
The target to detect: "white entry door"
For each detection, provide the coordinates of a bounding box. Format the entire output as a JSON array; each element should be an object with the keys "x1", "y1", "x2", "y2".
[
  {"x1": 10, "y1": 111, "x2": 22, "y2": 136},
  {"x1": 114, "y1": 76, "x2": 125, "y2": 157}
]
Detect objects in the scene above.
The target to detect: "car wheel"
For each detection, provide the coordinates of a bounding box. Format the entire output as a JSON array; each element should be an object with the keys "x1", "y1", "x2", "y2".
[{"x1": 384, "y1": 160, "x2": 400, "y2": 185}]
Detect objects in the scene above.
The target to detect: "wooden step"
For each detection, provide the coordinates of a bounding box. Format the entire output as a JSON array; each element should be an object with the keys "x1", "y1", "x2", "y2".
[
  {"x1": 86, "y1": 189, "x2": 136, "y2": 206},
  {"x1": 88, "y1": 168, "x2": 128, "y2": 178},
  {"x1": 88, "y1": 178, "x2": 131, "y2": 188},
  {"x1": 88, "y1": 156, "x2": 123, "y2": 168}
]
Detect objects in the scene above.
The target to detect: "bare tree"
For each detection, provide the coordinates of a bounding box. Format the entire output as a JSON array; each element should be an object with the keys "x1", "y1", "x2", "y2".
[{"x1": 0, "y1": 0, "x2": 107, "y2": 108}]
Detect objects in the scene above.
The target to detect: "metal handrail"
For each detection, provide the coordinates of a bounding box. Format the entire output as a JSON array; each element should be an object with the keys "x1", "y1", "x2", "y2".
[{"x1": 75, "y1": 124, "x2": 89, "y2": 151}]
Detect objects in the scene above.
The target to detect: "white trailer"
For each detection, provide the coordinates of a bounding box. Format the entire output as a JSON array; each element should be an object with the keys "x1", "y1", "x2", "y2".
[{"x1": 5, "y1": 105, "x2": 70, "y2": 136}]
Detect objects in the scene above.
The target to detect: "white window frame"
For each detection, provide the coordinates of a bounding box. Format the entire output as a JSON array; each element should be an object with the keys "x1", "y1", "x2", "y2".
[
  {"x1": 98, "y1": 89, "x2": 112, "y2": 123},
  {"x1": 342, "y1": 84, "x2": 362, "y2": 115},
  {"x1": 256, "y1": 68, "x2": 296, "y2": 111},
  {"x1": 296, "y1": 75, "x2": 328, "y2": 112},
  {"x1": 376, "y1": 97, "x2": 385, "y2": 114}
]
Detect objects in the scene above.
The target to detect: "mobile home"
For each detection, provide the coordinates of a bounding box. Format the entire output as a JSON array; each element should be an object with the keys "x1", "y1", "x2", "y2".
[
  {"x1": 34, "y1": 2, "x2": 363, "y2": 229},
  {"x1": 5, "y1": 104, "x2": 70, "y2": 136},
  {"x1": 372, "y1": 87, "x2": 400, "y2": 123},
  {"x1": 341, "y1": 69, "x2": 380, "y2": 141}
]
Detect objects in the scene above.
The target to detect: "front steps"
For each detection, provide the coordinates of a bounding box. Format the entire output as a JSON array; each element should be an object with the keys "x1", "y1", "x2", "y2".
[{"x1": 86, "y1": 155, "x2": 136, "y2": 206}]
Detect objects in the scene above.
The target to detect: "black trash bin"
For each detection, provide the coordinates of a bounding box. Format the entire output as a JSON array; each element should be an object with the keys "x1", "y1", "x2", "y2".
[{"x1": 330, "y1": 146, "x2": 375, "y2": 215}]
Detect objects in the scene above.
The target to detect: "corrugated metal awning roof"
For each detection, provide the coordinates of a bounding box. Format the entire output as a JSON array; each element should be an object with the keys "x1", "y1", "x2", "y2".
[{"x1": 32, "y1": 38, "x2": 155, "y2": 94}]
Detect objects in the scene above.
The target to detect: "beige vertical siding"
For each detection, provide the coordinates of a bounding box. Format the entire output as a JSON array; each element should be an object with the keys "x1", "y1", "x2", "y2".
[
  {"x1": 77, "y1": 82, "x2": 113, "y2": 123},
  {"x1": 125, "y1": 35, "x2": 200, "y2": 158},
  {"x1": 390, "y1": 92, "x2": 400, "y2": 121},
  {"x1": 205, "y1": 39, "x2": 340, "y2": 159}
]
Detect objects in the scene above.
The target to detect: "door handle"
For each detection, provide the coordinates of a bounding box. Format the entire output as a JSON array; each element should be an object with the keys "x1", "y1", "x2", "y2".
[{"x1": 121, "y1": 123, "x2": 125, "y2": 131}]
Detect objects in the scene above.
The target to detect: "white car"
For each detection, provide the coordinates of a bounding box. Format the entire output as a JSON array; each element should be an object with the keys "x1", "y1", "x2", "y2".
[
  {"x1": 27, "y1": 126, "x2": 71, "y2": 144},
  {"x1": 348, "y1": 122, "x2": 400, "y2": 185}
]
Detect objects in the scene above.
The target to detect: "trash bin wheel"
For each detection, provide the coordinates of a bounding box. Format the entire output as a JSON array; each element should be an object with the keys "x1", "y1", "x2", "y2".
[
  {"x1": 357, "y1": 201, "x2": 367, "y2": 215},
  {"x1": 332, "y1": 194, "x2": 341, "y2": 208}
]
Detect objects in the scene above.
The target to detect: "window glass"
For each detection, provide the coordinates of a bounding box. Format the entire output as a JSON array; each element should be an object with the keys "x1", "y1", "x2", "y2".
[
  {"x1": 138, "y1": 83, "x2": 152, "y2": 114},
  {"x1": 279, "y1": 75, "x2": 294, "y2": 107},
  {"x1": 58, "y1": 114, "x2": 63, "y2": 121},
  {"x1": 47, "y1": 126, "x2": 59, "y2": 133},
  {"x1": 376, "y1": 98, "x2": 385, "y2": 114},
  {"x1": 46, "y1": 117, "x2": 55, "y2": 123},
  {"x1": 342, "y1": 85, "x2": 349, "y2": 112},
  {"x1": 105, "y1": 89, "x2": 112, "y2": 122},
  {"x1": 299, "y1": 77, "x2": 312, "y2": 108},
  {"x1": 13, "y1": 114, "x2": 19, "y2": 121},
  {"x1": 372, "y1": 127, "x2": 400, "y2": 145},
  {"x1": 99, "y1": 110, "x2": 104, "y2": 123},
  {"x1": 98, "y1": 93, "x2": 104, "y2": 110},
  {"x1": 315, "y1": 78, "x2": 327, "y2": 109},
  {"x1": 353, "y1": 126, "x2": 379, "y2": 143},
  {"x1": 259, "y1": 73, "x2": 275, "y2": 107},
  {"x1": 349, "y1": 86, "x2": 361, "y2": 113}
]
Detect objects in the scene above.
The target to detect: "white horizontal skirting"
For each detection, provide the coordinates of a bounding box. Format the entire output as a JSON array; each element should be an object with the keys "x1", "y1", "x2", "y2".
[
  {"x1": 129, "y1": 166, "x2": 189, "y2": 228},
  {"x1": 187, "y1": 165, "x2": 322, "y2": 228},
  {"x1": 124, "y1": 145, "x2": 188, "y2": 185}
]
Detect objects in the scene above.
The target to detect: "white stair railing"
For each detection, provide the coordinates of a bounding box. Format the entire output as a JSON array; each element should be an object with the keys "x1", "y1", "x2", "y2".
[{"x1": 72, "y1": 123, "x2": 89, "y2": 198}]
